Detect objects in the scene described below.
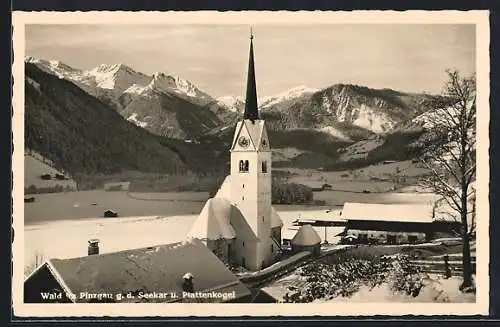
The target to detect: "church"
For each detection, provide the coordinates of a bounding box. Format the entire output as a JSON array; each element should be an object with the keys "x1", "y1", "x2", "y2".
[{"x1": 187, "y1": 32, "x2": 283, "y2": 271}]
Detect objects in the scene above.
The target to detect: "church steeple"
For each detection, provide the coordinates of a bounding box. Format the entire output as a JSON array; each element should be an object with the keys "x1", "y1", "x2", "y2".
[{"x1": 243, "y1": 28, "x2": 259, "y2": 122}]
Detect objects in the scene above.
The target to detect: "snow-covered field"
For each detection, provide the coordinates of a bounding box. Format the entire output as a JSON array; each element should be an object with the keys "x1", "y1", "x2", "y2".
[
  {"x1": 279, "y1": 160, "x2": 429, "y2": 190},
  {"x1": 24, "y1": 191, "x2": 208, "y2": 224},
  {"x1": 23, "y1": 208, "x2": 342, "y2": 270},
  {"x1": 24, "y1": 215, "x2": 198, "y2": 264},
  {"x1": 24, "y1": 154, "x2": 77, "y2": 190}
]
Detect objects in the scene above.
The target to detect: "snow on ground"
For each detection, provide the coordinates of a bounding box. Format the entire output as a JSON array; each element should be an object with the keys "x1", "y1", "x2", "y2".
[
  {"x1": 24, "y1": 155, "x2": 77, "y2": 189},
  {"x1": 317, "y1": 126, "x2": 351, "y2": 142},
  {"x1": 24, "y1": 215, "x2": 198, "y2": 264},
  {"x1": 24, "y1": 192, "x2": 438, "y2": 265},
  {"x1": 278, "y1": 160, "x2": 430, "y2": 192},
  {"x1": 272, "y1": 148, "x2": 308, "y2": 162},
  {"x1": 339, "y1": 137, "x2": 384, "y2": 161},
  {"x1": 324, "y1": 275, "x2": 475, "y2": 303},
  {"x1": 23, "y1": 209, "x2": 341, "y2": 268},
  {"x1": 351, "y1": 105, "x2": 395, "y2": 134},
  {"x1": 264, "y1": 269, "x2": 475, "y2": 303},
  {"x1": 127, "y1": 113, "x2": 149, "y2": 128}
]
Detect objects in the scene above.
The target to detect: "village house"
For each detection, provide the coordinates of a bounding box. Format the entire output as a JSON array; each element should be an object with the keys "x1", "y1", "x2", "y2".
[
  {"x1": 339, "y1": 202, "x2": 461, "y2": 244},
  {"x1": 24, "y1": 238, "x2": 252, "y2": 303}
]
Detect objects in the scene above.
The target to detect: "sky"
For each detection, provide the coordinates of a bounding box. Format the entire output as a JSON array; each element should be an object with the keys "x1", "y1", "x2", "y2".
[{"x1": 25, "y1": 24, "x2": 476, "y2": 98}]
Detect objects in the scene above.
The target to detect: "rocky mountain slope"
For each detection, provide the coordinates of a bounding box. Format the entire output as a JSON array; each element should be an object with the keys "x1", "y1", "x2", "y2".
[
  {"x1": 25, "y1": 62, "x2": 189, "y2": 178},
  {"x1": 25, "y1": 57, "x2": 222, "y2": 138},
  {"x1": 261, "y1": 84, "x2": 447, "y2": 134},
  {"x1": 25, "y1": 56, "x2": 452, "y2": 173}
]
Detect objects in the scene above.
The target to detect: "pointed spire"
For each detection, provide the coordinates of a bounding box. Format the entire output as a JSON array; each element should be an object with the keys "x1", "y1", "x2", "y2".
[{"x1": 243, "y1": 28, "x2": 259, "y2": 122}]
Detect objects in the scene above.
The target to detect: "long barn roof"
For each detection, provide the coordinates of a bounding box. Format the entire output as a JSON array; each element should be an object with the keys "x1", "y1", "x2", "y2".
[{"x1": 341, "y1": 202, "x2": 435, "y2": 223}]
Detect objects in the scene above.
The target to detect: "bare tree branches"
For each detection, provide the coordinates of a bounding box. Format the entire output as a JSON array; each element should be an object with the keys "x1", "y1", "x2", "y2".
[{"x1": 419, "y1": 69, "x2": 476, "y2": 289}]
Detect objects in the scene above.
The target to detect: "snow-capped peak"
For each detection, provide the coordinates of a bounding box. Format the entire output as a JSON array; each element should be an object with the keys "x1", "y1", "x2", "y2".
[
  {"x1": 85, "y1": 63, "x2": 150, "y2": 92},
  {"x1": 25, "y1": 56, "x2": 40, "y2": 64},
  {"x1": 146, "y1": 72, "x2": 200, "y2": 98},
  {"x1": 90, "y1": 63, "x2": 132, "y2": 74},
  {"x1": 217, "y1": 95, "x2": 245, "y2": 112},
  {"x1": 25, "y1": 56, "x2": 81, "y2": 79},
  {"x1": 260, "y1": 85, "x2": 319, "y2": 108}
]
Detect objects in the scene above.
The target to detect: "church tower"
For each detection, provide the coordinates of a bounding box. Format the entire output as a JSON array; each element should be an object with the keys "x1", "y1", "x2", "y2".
[{"x1": 229, "y1": 30, "x2": 274, "y2": 270}]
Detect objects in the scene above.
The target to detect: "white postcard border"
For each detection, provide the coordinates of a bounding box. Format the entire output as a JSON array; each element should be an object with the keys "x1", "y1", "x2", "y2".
[{"x1": 12, "y1": 10, "x2": 490, "y2": 317}]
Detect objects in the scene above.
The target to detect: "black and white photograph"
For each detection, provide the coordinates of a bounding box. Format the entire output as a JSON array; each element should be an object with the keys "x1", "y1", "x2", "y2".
[{"x1": 12, "y1": 10, "x2": 490, "y2": 316}]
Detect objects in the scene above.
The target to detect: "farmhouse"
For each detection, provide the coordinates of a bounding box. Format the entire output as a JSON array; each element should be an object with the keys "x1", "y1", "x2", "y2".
[
  {"x1": 187, "y1": 32, "x2": 283, "y2": 271},
  {"x1": 24, "y1": 238, "x2": 251, "y2": 303},
  {"x1": 339, "y1": 202, "x2": 461, "y2": 244}
]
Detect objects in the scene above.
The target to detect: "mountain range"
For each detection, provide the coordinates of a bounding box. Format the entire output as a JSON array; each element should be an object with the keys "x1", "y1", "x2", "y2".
[
  {"x1": 24, "y1": 56, "x2": 449, "y2": 178},
  {"x1": 24, "y1": 62, "x2": 189, "y2": 179}
]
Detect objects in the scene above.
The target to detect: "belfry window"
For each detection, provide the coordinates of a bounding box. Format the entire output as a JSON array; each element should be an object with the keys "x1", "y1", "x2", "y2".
[
  {"x1": 261, "y1": 161, "x2": 268, "y2": 173},
  {"x1": 239, "y1": 160, "x2": 249, "y2": 172}
]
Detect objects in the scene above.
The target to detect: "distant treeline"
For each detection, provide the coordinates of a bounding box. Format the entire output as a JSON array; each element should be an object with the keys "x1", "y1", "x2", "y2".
[
  {"x1": 207, "y1": 178, "x2": 313, "y2": 205},
  {"x1": 271, "y1": 182, "x2": 313, "y2": 204},
  {"x1": 25, "y1": 184, "x2": 75, "y2": 195}
]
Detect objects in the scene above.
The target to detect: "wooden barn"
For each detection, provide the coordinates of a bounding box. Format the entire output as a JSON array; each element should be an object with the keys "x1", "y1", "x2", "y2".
[{"x1": 339, "y1": 202, "x2": 461, "y2": 245}]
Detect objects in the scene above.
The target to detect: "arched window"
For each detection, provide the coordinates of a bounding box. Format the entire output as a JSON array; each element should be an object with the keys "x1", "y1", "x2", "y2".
[
  {"x1": 261, "y1": 161, "x2": 268, "y2": 173},
  {"x1": 244, "y1": 160, "x2": 249, "y2": 172},
  {"x1": 239, "y1": 160, "x2": 245, "y2": 172}
]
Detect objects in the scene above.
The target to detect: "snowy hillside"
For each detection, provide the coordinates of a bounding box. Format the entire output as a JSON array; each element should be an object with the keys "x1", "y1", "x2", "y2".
[
  {"x1": 317, "y1": 126, "x2": 352, "y2": 142},
  {"x1": 26, "y1": 57, "x2": 222, "y2": 138},
  {"x1": 259, "y1": 84, "x2": 442, "y2": 136},
  {"x1": 319, "y1": 85, "x2": 399, "y2": 133},
  {"x1": 260, "y1": 85, "x2": 319, "y2": 109}
]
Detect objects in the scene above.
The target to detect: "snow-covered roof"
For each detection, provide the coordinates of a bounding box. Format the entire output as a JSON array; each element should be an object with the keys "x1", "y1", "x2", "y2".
[
  {"x1": 271, "y1": 206, "x2": 283, "y2": 228},
  {"x1": 28, "y1": 239, "x2": 251, "y2": 303},
  {"x1": 187, "y1": 198, "x2": 236, "y2": 240},
  {"x1": 214, "y1": 175, "x2": 231, "y2": 199},
  {"x1": 282, "y1": 228, "x2": 299, "y2": 240},
  {"x1": 291, "y1": 224, "x2": 321, "y2": 246},
  {"x1": 341, "y1": 202, "x2": 434, "y2": 223}
]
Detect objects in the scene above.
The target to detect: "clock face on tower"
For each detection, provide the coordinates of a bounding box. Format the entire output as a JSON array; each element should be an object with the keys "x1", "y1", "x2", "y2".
[{"x1": 238, "y1": 136, "x2": 249, "y2": 148}]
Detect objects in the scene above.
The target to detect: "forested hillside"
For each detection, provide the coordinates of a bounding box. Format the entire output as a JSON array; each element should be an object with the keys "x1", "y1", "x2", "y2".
[{"x1": 25, "y1": 63, "x2": 188, "y2": 178}]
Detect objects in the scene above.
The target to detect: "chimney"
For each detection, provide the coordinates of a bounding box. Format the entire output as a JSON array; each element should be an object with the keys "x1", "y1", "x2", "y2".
[
  {"x1": 88, "y1": 238, "x2": 100, "y2": 255},
  {"x1": 182, "y1": 272, "x2": 194, "y2": 292}
]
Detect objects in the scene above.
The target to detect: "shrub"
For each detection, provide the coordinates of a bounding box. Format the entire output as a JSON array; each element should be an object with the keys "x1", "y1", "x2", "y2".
[{"x1": 283, "y1": 255, "x2": 425, "y2": 303}]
